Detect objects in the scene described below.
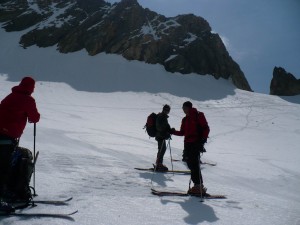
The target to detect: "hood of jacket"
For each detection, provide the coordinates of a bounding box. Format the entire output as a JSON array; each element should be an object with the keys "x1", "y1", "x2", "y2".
[{"x1": 12, "y1": 77, "x2": 35, "y2": 95}]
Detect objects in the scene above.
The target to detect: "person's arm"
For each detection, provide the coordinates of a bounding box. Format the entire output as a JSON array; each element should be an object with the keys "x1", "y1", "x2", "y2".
[
  {"x1": 172, "y1": 118, "x2": 185, "y2": 136},
  {"x1": 27, "y1": 98, "x2": 40, "y2": 123}
]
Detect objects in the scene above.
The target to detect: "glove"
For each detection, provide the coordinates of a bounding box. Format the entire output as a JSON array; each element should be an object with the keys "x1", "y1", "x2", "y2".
[{"x1": 170, "y1": 128, "x2": 176, "y2": 134}]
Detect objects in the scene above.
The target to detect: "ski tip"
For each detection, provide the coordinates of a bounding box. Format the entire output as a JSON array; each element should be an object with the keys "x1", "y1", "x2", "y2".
[
  {"x1": 68, "y1": 210, "x2": 78, "y2": 216},
  {"x1": 151, "y1": 188, "x2": 166, "y2": 193},
  {"x1": 65, "y1": 197, "x2": 73, "y2": 202},
  {"x1": 151, "y1": 189, "x2": 157, "y2": 195},
  {"x1": 203, "y1": 194, "x2": 226, "y2": 199}
]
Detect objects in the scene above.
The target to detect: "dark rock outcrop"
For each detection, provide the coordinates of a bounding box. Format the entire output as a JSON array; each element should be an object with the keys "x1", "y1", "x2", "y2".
[
  {"x1": 270, "y1": 67, "x2": 300, "y2": 96},
  {"x1": 0, "y1": 0, "x2": 252, "y2": 91}
]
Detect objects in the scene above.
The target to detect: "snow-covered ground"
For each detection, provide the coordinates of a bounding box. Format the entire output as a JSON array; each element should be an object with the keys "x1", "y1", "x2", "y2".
[
  {"x1": 0, "y1": 75, "x2": 300, "y2": 224},
  {"x1": 1, "y1": 24, "x2": 300, "y2": 224}
]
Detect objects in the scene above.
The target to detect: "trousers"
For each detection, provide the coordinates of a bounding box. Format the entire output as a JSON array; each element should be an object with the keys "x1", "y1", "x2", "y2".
[{"x1": 184, "y1": 142, "x2": 203, "y2": 185}]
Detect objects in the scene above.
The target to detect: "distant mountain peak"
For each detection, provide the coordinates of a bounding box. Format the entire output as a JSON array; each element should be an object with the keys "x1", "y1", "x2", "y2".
[
  {"x1": 270, "y1": 67, "x2": 300, "y2": 96},
  {"x1": 0, "y1": 0, "x2": 252, "y2": 91}
]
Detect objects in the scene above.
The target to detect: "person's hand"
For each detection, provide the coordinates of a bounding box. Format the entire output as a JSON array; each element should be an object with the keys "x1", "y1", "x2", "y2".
[{"x1": 170, "y1": 128, "x2": 176, "y2": 134}]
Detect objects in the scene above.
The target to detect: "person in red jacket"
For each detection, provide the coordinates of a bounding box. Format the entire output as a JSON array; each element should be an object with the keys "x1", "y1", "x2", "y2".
[
  {"x1": 171, "y1": 101, "x2": 210, "y2": 195},
  {"x1": 0, "y1": 77, "x2": 40, "y2": 199}
]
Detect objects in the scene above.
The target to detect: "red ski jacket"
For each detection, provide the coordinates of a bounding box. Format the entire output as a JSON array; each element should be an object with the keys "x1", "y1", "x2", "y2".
[
  {"x1": 173, "y1": 108, "x2": 210, "y2": 143},
  {"x1": 0, "y1": 77, "x2": 40, "y2": 139}
]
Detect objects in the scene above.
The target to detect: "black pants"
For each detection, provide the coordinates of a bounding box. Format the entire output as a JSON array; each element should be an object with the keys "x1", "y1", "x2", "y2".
[
  {"x1": 156, "y1": 138, "x2": 167, "y2": 164},
  {"x1": 184, "y1": 142, "x2": 203, "y2": 185}
]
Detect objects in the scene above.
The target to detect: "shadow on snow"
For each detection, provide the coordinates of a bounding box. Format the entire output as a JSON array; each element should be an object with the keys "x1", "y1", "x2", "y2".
[{"x1": 2, "y1": 51, "x2": 236, "y2": 102}]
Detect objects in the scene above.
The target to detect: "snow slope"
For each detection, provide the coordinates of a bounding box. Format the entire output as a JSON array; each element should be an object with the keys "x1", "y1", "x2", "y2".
[
  {"x1": 0, "y1": 75, "x2": 300, "y2": 225},
  {"x1": 0, "y1": 27, "x2": 234, "y2": 100}
]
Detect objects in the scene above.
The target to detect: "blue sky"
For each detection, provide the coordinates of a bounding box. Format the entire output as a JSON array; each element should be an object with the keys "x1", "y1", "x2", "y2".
[{"x1": 106, "y1": 0, "x2": 300, "y2": 93}]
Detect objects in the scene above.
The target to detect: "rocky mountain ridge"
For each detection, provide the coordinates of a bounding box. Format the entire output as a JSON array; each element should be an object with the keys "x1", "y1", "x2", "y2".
[
  {"x1": 270, "y1": 67, "x2": 300, "y2": 96},
  {"x1": 0, "y1": 0, "x2": 252, "y2": 91}
]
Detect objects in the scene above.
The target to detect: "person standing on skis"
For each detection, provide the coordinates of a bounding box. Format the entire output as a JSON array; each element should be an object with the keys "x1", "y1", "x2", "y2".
[
  {"x1": 0, "y1": 76, "x2": 40, "y2": 202},
  {"x1": 171, "y1": 101, "x2": 210, "y2": 195},
  {"x1": 155, "y1": 104, "x2": 172, "y2": 171}
]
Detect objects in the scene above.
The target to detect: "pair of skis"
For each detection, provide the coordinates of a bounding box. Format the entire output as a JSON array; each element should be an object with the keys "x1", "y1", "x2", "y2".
[
  {"x1": 134, "y1": 160, "x2": 216, "y2": 174},
  {"x1": 136, "y1": 162, "x2": 225, "y2": 200},
  {"x1": 171, "y1": 159, "x2": 217, "y2": 166},
  {"x1": 151, "y1": 188, "x2": 226, "y2": 199},
  {"x1": 1, "y1": 197, "x2": 77, "y2": 220},
  {"x1": 134, "y1": 167, "x2": 191, "y2": 174},
  {"x1": 4, "y1": 210, "x2": 78, "y2": 221},
  {"x1": 1, "y1": 151, "x2": 77, "y2": 220}
]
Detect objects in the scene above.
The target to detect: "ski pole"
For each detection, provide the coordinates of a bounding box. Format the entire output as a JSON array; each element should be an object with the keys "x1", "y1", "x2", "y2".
[
  {"x1": 33, "y1": 123, "x2": 37, "y2": 196},
  {"x1": 198, "y1": 152, "x2": 204, "y2": 202},
  {"x1": 168, "y1": 139, "x2": 174, "y2": 174}
]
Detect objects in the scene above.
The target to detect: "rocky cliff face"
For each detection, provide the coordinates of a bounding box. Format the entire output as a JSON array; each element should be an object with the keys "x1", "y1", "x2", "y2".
[
  {"x1": 270, "y1": 67, "x2": 300, "y2": 96},
  {"x1": 0, "y1": 0, "x2": 252, "y2": 91}
]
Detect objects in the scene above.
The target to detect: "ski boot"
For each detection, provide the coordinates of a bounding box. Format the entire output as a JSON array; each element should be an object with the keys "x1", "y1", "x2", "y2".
[
  {"x1": 188, "y1": 184, "x2": 207, "y2": 195},
  {"x1": 154, "y1": 163, "x2": 168, "y2": 172}
]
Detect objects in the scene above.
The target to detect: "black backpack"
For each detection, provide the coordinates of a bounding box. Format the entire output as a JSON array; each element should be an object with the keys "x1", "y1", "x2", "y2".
[
  {"x1": 144, "y1": 113, "x2": 157, "y2": 137},
  {"x1": 9, "y1": 147, "x2": 35, "y2": 201}
]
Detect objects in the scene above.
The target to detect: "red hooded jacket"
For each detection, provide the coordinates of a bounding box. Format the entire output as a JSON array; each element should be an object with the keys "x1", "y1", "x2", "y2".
[
  {"x1": 173, "y1": 108, "x2": 210, "y2": 143},
  {"x1": 0, "y1": 77, "x2": 40, "y2": 139}
]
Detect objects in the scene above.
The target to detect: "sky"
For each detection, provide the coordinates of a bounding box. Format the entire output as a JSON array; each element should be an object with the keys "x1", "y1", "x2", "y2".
[{"x1": 107, "y1": 0, "x2": 300, "y2": 93}]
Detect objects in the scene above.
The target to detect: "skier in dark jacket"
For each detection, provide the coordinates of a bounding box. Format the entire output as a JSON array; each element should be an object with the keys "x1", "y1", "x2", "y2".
[
  {"x1": 155, "y1": 105, "x2": 171, "y2": 171},
  {"x1": 171, "y1": 101, "x2": 210, "y2": 195},
  {"x1": 0, "y1": 77, "x2": 40, "y2": 203}
]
